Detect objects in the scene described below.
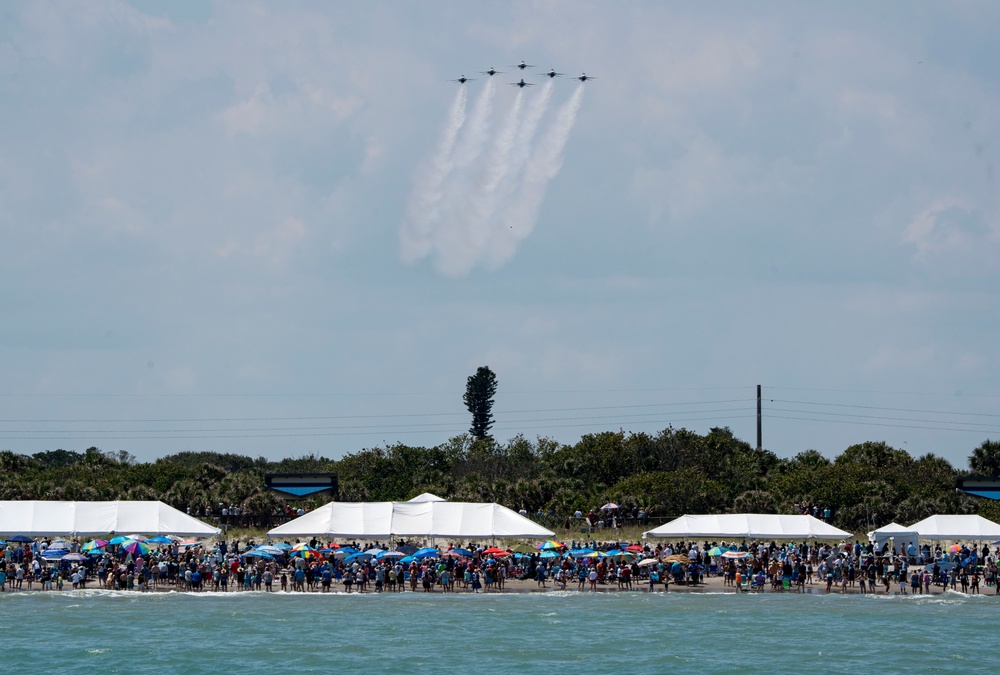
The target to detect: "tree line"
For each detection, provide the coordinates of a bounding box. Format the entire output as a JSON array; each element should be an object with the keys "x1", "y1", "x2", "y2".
[{"x1": 2, "y1": 431, "x2": 999, "y2": 532}]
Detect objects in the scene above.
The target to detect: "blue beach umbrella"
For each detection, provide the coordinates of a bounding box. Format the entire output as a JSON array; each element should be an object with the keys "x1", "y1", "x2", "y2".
[
  {"x1": 109, "y1": 536, "x2": 130, "y2": 545},
  {"x1": 244, "y1": 550, "x2": 274, "y2": 560},
  {"x1": 146, "y1": 535, "x2": 173, "y2": 544},
  {"x1": 273, "y1": 542, "x2": 293, "y2": 551},
  {"x1": 539, "y1": 550, "x2": 561, "y2": 559},
  {"x1": 8, "y1": 535, "x2": 33, "y2": 543},
  {"x1": 87, "y1": 548, "x2": 107, "y2": 556},
  {"x1": 376, "y1": 550, "x2": 404, "y2": 560}
]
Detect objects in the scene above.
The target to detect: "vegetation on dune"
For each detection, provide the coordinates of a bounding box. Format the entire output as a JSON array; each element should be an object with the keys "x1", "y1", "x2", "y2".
[{"x1": 2, "y1": 431, "x2": 999, "y2": 532}]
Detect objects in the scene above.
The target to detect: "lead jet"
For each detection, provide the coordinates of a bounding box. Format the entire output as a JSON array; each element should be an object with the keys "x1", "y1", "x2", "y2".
[
  {"x1": 481, "y1": 66, "x2": 502, "y2": 76},
  {"x1": 513, "y1": 61, "x2": 535, "y2": 70},
  {"x1": 543, "y1": 69, "x2": 564, "y2": 79},
  {"x1": 451, "y1": 75, "x2": 474, "y2": 84},
  {"x1": 576, "y1": 73, "x2": 597, "y2": 82},
  {"x1": 510, "y1": 78, "x2": 535, "y2": 88}
]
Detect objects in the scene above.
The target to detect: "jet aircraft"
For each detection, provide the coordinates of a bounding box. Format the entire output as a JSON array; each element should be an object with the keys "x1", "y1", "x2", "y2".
[
  {"x1": 481, "y1": 67, "x2": 502, "y2": 76},
  {"x1": 543, "y1": 69, "x2": 564, "y2": 78},
  {"x1": 510, "y1": 78, "x2": 535, "y2": 88},
  {"x1": 576, "y1": 73, "x2": 597, "y2": 82},
  {"x1": 451, "y1": 75, "x2": 474, "y2": 84},
  {"x1": 513, "y1": 61, "x2": 535, "y2": 70}
]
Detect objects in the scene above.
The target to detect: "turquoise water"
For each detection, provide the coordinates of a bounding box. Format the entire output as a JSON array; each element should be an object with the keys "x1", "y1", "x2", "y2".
[{"x1": 1, "y1": 590, "x2": 995, "y2": 672}]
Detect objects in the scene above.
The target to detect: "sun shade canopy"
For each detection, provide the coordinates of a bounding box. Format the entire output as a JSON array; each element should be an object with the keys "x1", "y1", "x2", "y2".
[
  {"x1": 268, "y1": 500, "x2": 554, "y2": 539},
  {"x1": 643, "y1": 513, "x2": 851, "y2": 540},
  {"x1": 0, "y1": 501, "x2": 221, "y2": 537}
]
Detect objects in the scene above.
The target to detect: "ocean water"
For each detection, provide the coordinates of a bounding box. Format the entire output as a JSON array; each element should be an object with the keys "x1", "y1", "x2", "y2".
[{"x1": 1, "y1": 590, "x2": 994, "y2": 673}]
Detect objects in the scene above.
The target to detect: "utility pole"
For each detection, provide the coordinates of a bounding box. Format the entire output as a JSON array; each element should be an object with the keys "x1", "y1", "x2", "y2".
[{"x1": 756, "y1": 384, "x2": 762, "y2": 451}]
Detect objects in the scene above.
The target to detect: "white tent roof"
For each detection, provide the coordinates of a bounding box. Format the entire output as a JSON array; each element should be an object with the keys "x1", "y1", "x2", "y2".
[
  {"x1": 907, "y1": 514, "x2": 1000, "y2": 540},
  {"x1": 643, "y1": 513, "x2": 851, "y2": 540},
  {"x1": 407, "y1": 493, "x2": 447, "y2": 502},
  {"x1": 268, "y1": 500, "x2": 554, "y2": 539},
  {"x1": 0, "y1": 501, "x2": 220, "y2": 537},
  {"x1": 868, "y1": 522, "x2": 919, "y2": 547}
]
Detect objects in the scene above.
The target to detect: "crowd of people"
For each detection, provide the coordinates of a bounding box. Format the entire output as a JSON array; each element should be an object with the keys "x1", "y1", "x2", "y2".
[{"x1": 2, "y1": 535, "x2": 997, "y2": 595}]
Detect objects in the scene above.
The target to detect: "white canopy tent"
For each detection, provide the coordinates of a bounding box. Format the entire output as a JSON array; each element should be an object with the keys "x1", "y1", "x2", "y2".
[
  {"x1": 407, "y1": 493, "x2": 447, "y2": 503},
  {"x1": 0, "y1": 501, "x2": 220, "y2": 537},
  {"x1": 268, "y1": 500, "x2": 554, "y2": 539},
  {"x1": 643, "y1": 513, "x2": 851, "y2": 540},
  {"x1": 907, "y1": 514, "x2": 1000, "y2": 541},
  {"x1": 868, "y1": 522, "x2": 919, "y2": 553}
]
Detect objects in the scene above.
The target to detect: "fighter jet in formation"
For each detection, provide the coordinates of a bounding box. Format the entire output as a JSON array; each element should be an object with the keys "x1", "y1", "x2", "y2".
[
  {"x1": 451, "y1": 75, "x2": 474, "y2": 84},
  {"x1": 513, "y1": 61, "x2": 535, "y2": 70},
  {"x1": 510, "y1": 78, "x2": 535, "y2": 88},
  {"x1": 543, "y1": 69, "x2": 565, "y2": 79},
  {"x1": 576, "y1": 73, "x2": 596, "y2": 82},
  {"x1": 481, "y1": 66, "x2": 502, "y2": 76}
]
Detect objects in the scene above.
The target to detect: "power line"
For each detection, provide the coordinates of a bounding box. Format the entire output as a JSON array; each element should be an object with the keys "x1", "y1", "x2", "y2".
[
  {"x1": 0, "y1": 413, "x2": 756, "y2": 441},
  {"x1": 768, "y1": 407, "x2": 1000, "y2": 431},
  {"x1": 768, "y1": 413, "x2": 1000, "y2": 434},
  {"x1": 771, "y1": 399, "x2": 1000, "y2": 418},
  {"x1": 0, "y1": 398, "x2": 752, "y2": 424}
]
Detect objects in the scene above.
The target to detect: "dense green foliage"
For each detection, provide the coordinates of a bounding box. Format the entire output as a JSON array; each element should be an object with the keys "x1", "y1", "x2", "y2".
[{"x1": 2, "y1": 431, "x2": 999, "y2": 532}]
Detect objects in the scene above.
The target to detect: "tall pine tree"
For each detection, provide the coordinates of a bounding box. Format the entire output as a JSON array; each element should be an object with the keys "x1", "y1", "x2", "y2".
[{"x1": 463, "y1": 366, "x2": 498, "y2": 440}]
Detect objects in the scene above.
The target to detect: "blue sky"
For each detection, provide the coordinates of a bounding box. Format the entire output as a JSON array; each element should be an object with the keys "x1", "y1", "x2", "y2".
[{"x1": 1, "y1": 1, "x2": 998, "y2": 467}]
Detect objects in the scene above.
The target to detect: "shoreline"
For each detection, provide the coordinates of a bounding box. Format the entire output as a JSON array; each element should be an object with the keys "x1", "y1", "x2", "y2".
[{"x1": 3, "y1": 573, "x2": 995, "y2": 597}]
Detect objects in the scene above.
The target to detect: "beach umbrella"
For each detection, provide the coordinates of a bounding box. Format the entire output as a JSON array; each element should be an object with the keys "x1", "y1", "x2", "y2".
[
  {"x1": 0, "y1": 539, "x2": 5, "y2": 546},
  {"x1": 244, "y1": 550, "x2": 274, "y2": 560},
  {"x1": 539, "y1": 550, "x2": 561, "y2": 559},
  {"x1": 86, "y1": 549, "x2": 107, "y2": 556},
  {"x1": 608, "y1": 550, "x2": 637, "y2": 560},
  {"x1": 146, "y1": 535, "x2": 173, "y2": 544},
  {"x1": 61, "y1": 553, "x2": 88, "y2": 562},
  {"x1": 50, "y1": 540, "x2": 72, "y2": 549},
  {"x1": 273, "y1": 542, "x2": 293, "y2": 551},
  {"x1": 8, "y1": 535, "x2": 33, "y2": 543},
  {"x1": 601, "y1": 503, "x2": 619, "y2": 510},
  {"x1": 396, "y1": 545, "x2": 418, "y2": 555},
  {"x1": 569, "y1": 548, "x2": 595, "y2": 558},
  {"x1": 255, "y1": 545, "x2": 285, "y2": 556},
  {"x1": 109, "y1": 535, "x2": 130, "y2": 545},
  {"x1": 482, "y1": 547, "x2": 509, "y2": 557},
  {"x1": 125, "y1": 534, "x2": 148, "y2": 542},
  {"x1": 625, "y1": 545, "x2": 644, "y2": 552},
  {"x1": 708, "y1": 546, "x2": 729, "y2": 557},
  {"x1": 121, "y1": 540, "x2": 151, "y2": 556},
  {"x1": 413, "y1": 547, "x2": 439, "y2": 559},
  {"x1": 449, "y1": 547, "x2": 474, "y2": 557},
  {"x1": 536, "y1": 541, "x2": 564, "y2": 551},
  {"x1": 344, "y1": 552, "x2": 372, "y2": 563},
  {"x1": 662, "y1": 554, "x2": 690, "y2": 565},
  {"x1": 637, "y1": 558, "x2": 661, "y2": 567},
  {"x1": 721, "y1": 551, "x2": 749, "y2": 560},
  {"x1": 399, "y1": 556, "x2": 416, "y2": 565},
  {"x1": 376, "y1": 550, "x2": 405, "y2": 560},
  {"x1": 290, "y1": 542, "x2": 314, "y2": 552},
  {"x1": 82, "y1": 539, "x2": 109, "y2": 552},
  {"x1": 948, "y1": 544, "x2": 963, "y2": 553},
  {"x1": 41, "y1": 549, "x2": 66, "y2": 560},
  {"x1": 178, "y1": 540, "x2": 202, "y2": 548},
  {"x1": 511, "y1": 544, "x2": 536, "y2": 554}
]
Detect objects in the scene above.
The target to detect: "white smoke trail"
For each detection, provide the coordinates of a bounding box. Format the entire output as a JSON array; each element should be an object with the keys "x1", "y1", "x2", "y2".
[
  {"x1": 452, "y1": 77, "x2": 495, "y2": 170},
  {"x1": 399, "y1": 86, "x2": 467, "y2": 262},
  {"x1": 435, "y1": 88, "x2": 525, "y2": 276},
  {"x1": 492, "y1": 83, "x2": 585, "y2": 265}
]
